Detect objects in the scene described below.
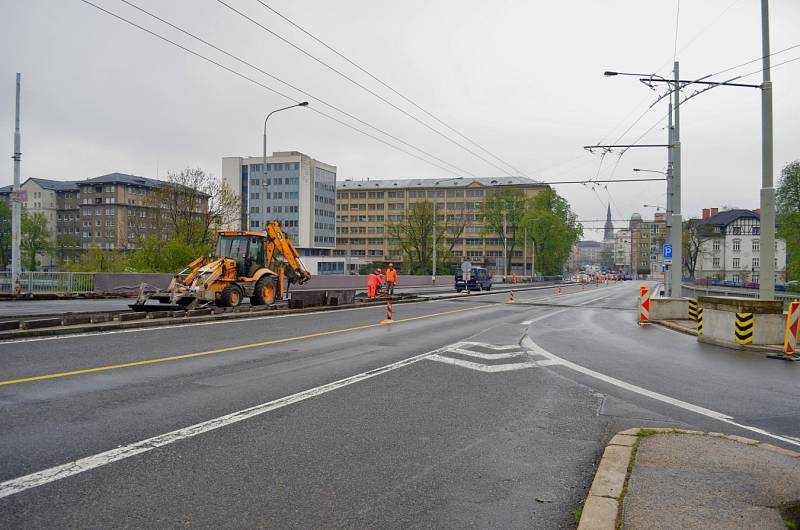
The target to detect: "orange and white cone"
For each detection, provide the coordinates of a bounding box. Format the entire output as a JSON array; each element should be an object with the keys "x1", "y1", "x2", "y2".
[
  {"x1": 507, "y1": 289, "x2": 515, "y2": 304},
  {"x1": 381, "y1": 298, "x2": 394, "y2": 324}
]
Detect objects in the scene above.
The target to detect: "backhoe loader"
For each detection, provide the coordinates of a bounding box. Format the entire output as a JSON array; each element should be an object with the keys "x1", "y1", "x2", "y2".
[{"x1": 131, "y1": 221, "x2": 311, "y2": 311}]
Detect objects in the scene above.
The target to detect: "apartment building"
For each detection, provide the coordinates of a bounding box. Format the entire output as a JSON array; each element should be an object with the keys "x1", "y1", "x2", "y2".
[
  {"x1": 334, "y1": 177, "x2": 547, "y2": 274},
  {"x1": 76, "y1": 173, "x2": 208, "y2": 251},
  {"x1": 629, "y1": 212, "x2": 668, "y2": 277},
  {"x1": 694, "y1": 208, "x2": 787, "y2": 284},
  {"x1": 222, "y1": 152, "x2": 343, "y2": 274}
]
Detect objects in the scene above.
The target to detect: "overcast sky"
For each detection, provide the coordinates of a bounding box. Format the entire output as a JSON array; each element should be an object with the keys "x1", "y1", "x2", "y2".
[{"x1": 2, "y1": 0, "x2": 799, "y2": 240}]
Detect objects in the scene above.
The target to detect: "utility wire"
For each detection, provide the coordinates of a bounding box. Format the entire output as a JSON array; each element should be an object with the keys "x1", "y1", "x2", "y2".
[
  {"x1": 254, "y1": 0, "x2": 527, "y2": 177},
  {"x1": 77, "y1": 0, "x2": 475, "y2": 176},
  {"x1": 215, "y1": 0, "x2": 518, "y2": 177},
  {"x1": 116, "y1": 0, "x2": 477, "y2": 177}
]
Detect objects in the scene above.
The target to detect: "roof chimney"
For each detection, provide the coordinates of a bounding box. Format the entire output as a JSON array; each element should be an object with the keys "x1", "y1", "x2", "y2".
[
  {"x1": 710, "y1": 207, "x2": 719, "y2": 217},
  {"x1": 702, "y1": 208, "x2": 710, "y2": 220}
]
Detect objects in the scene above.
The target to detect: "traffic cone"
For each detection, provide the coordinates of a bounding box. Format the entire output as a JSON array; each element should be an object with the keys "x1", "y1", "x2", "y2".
[{"x1": 507, "y1": 289, "x2": 515, "y2": 304}]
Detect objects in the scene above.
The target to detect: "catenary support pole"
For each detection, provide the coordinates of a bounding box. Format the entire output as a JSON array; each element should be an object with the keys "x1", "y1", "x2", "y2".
[
  {"x1": 665, "y1": 101, "x2": 674, "y2": 297},
  {"x1": 11, "y1": 73, "x2": 22, "y2": 295},
  {"x1": 670, "y1": 61, "x2": 683, "y2": 300},
  {"x1": 759, "y1": 0, "x2": 776, "y2": 300}
]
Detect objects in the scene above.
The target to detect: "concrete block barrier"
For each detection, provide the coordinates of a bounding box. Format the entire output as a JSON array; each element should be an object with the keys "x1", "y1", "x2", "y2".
[
  {"x1": 21, "y1": 318, "x2": 63, "y2": 330},
  {"x1": 187, "y1": 308, "x2": 212, "y2": 317},
  {"x1": 62, "y1": 315, "x2": 92, "y2": 326},
  {"x1": 0, "y1": 320, "x2": 21, "y2": 331},
  {"x1": 117, "y1": 313, "x2": 146, "y2": 322},
  {"x1": 90, "y1": 314, "x2": 111, "y2": 324}
]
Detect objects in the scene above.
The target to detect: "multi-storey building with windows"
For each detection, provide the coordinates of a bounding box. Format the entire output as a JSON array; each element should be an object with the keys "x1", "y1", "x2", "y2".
[
  {"x1": 77, "y1": 173, "x2": 210, "y2": 251},
  {"x1": 614, "y1": 229, "x2": 631, "y2": 274},
  {"x1": 334, "y1": 177, "x2": 547, "y2": 274},
  {"x1": 629, "y1": 212, "x2": 668, "y2": 277},
  {"x1": 693, "y1": 208, "x2": 786, "y2": 284},
  {"x1": 222, "y1": 151, "x2": 343, "y2": 274}
]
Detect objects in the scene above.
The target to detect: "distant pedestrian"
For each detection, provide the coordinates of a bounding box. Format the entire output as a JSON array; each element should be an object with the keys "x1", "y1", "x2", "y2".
[{"x1": 386, "y1": 263, "x2": 398, "y2": 295}]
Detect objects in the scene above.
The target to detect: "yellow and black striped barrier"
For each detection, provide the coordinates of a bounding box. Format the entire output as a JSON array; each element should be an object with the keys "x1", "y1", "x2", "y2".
[
  {"x1": 735, "y1": 312, "x2": 754, "y2": 345},
  {"x1": 688, "y1": 299, "x2": 698, "y2": 321},
  {"x1": 697, "y1": 307, "x2": 703, "y2": 335}
]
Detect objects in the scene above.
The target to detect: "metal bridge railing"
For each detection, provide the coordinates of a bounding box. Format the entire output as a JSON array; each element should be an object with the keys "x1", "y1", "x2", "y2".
[{"x1": 0, "y1": 272, "x2": 95, "y2": 295}]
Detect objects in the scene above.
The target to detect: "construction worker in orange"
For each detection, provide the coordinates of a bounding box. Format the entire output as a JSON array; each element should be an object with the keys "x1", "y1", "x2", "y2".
[
  {"x1": 375, "y1": 269, "x2": 385, "y2": 295},
  {"x1": 386, "y1": 263, "x2": 398, "y2": 295},
  {"x1": 367, "y1": 270, "x2": 379, "y2": 298}
]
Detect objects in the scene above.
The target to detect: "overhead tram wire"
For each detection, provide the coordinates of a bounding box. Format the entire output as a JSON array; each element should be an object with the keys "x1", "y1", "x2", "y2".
[
  {"x1": 254, "y1": 0, "x2": 527, "y2": 178},
  {"x1": 214, "y1": 0, "x2": 518, "y2": 177},
  {"x1": 115, "y1": 0, "x2": 477, "y2": 178},
  {"x1": 77, "y1": 0, "x2": 476, "y2": 177}
]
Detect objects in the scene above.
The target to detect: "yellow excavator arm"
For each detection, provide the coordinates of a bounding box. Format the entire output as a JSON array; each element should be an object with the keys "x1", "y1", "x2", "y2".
[{"x1": 264, "y1": 221, "x2": 311, "y2": 285}]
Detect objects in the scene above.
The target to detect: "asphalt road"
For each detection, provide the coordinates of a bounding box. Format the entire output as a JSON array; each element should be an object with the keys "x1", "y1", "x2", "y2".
[{"x1": 1, "y1": 281, "x2": 797, "y2": 528}]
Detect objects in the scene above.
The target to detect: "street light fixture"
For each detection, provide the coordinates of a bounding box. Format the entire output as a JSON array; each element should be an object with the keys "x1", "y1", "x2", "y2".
[
  {"x1": 432, "y1": 177, "x2": 463, "y2": 283},
  {"x1": 633, "y1": 168, "x2": 666, "y2": 175},
  {"x1": 249, "y1": 101, "x2": 308, "y2": 230}
]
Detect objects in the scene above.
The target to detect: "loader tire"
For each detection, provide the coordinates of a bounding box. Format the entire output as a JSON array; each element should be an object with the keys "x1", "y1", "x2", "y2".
[
  {"x1": 220, "y1": 284, "x2": 243, "y2": 307},
  {"x1": 251, "y1": 276, "x2": 276, "y2": 306}
]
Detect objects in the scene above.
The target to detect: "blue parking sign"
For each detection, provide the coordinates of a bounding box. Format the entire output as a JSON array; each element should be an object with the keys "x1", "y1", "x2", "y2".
[{"x1": 663, "y1": 243, "x2": 673, "y2": 259}]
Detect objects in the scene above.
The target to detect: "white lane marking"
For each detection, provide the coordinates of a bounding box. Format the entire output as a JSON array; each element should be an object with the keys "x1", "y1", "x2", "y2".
[
  {"x1": 449, "y1": 348, "x2": 525, "y2": 360},
  {"x1": 452, "y1": 341, "x2": 518, "y2": 350},
  {"x1": 519, "y1": 294, "x2": 609, "y2": 325},
  {"x1": 0, "y1": 345, "x2": 441, "y2": 500},
  {"x1": 427, "y1": 354, "x2": 560, "y2": 372},
  {"x1": 522, "y1": 336, "x2": 800, "y2": 448}
]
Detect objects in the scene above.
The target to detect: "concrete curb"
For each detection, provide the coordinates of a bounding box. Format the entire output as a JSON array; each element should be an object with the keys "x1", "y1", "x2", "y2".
[
  {"x1": 0, "y1": 283, "x2": 576, "y2": 341},
  {"x1": 577, "y1": 428, "x2": 800, "y2": 530}
]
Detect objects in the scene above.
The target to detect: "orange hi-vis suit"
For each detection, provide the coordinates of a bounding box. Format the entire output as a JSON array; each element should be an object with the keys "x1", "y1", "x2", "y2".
[
  {"x1": 386, "y1": 267, "x2": 398, "y2": 284},
  {"x1": 367, "y1": 273, "x2": 379, "y2": 298}
]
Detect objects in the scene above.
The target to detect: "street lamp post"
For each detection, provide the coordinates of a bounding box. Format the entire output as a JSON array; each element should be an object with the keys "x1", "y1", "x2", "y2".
[
  {"x1": 431, "y1": 177, "x2": 463, "y2": 283},
  {"x1": 249, "y1": 101, "x2": 308, "y2": 230}
]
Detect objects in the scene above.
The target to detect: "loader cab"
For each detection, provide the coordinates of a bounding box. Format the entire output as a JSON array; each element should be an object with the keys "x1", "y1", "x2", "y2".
[{"x1": 216, "y1": 233, "x2": 267, "y2": 277}]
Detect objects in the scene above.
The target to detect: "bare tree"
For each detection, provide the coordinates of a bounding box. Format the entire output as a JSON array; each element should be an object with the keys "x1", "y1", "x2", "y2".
[
  {"x1": 683, "y1": 218, "x2": 715, "y2": 279},
  {"x1": 150, "y1": 168, "x2": 239, "y2": 246}
]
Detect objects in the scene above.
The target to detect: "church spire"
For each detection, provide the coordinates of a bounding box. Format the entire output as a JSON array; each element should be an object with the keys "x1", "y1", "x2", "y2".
[{"x1": 603, "y1": 203, "x2": 614, "y2": 241}]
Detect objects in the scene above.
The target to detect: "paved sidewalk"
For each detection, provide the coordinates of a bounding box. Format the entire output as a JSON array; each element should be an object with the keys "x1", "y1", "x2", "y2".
[{"x1": 579, "y1": 429, "x2": 800, "y2": 530}]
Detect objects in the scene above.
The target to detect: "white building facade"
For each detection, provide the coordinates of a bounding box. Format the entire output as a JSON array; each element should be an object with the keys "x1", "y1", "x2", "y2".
[
  {"x1": 222, "y1": 151, "x2": 344, "y2": 275},
  {"x1": 694, "y1": 209, "x2": 787, "y2": 284},
  {"x1": 613, "y1": 229, "x2": 631, "y2": 274}
]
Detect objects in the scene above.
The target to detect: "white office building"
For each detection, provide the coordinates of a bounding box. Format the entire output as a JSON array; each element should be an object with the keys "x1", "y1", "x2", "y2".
[{"x1": 222, "y1": 151, "x2": 344, "y2": 275}]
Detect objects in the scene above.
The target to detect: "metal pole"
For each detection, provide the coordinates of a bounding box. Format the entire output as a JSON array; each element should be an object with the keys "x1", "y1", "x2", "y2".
[
  {"x1": 759, "y1": 0, "x2": 776, "y2": 300},
  {"x1": 11, "y1": 73, "x2": 22, "y2": 294},
  {"x1": 431, "y1": 198, "x2": 437, "y2": 283},
  {"x1": 502, "y1": 210, "x2": 508, "y2": 278},
  {"x1": 523, "y1": 226, "x2": 527, "y2": 278},
  {"x1": 670, "y1": 61, "x2": 683, "y2": 300},
  {"x1": 665, "y1": 101, "x2": 674, "y2": 297}
]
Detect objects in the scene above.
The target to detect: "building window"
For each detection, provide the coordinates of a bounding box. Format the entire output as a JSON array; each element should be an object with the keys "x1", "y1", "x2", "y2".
[
  {"x1": 731, "y1": 226, "x2": 742, "y2": 235},
  {"x1": 752, "y1": 257, "x2": 759, "y2": 269},
  {"x1": 752, "y1": 226, "x2": 760, "y2": 235},
  {"x1": 712, "y1": 240, "x2": 720, "y2": 251},
  {"x1": 733, "y1": 257, "x2": 740, "y2": 269},
  {"x1": 752, "y1": 239, "x2": 760, "y2": 252},
  {"x1": 713, "y1": 257, "x2": 720, "y2": 269},
  {"x1": 732, "y1": 239, "x2": 741, "y2": 252}
]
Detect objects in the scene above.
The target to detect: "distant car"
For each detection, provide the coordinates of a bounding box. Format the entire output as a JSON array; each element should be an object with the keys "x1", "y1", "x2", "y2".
[
  {"x1": 744, "y1": 282, "x2": 759, "y2": 289},
  {"x1": 775, "y1": 284, "x2": 786, "y2": 292},
  {"x1": 454, "y1": 267, "x2": 492, "y2": 292}
]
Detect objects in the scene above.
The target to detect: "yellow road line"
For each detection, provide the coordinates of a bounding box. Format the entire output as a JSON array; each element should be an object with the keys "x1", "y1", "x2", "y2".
[{"x1": 0, "y1": 304, "x2": 493, "y2": 387}]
